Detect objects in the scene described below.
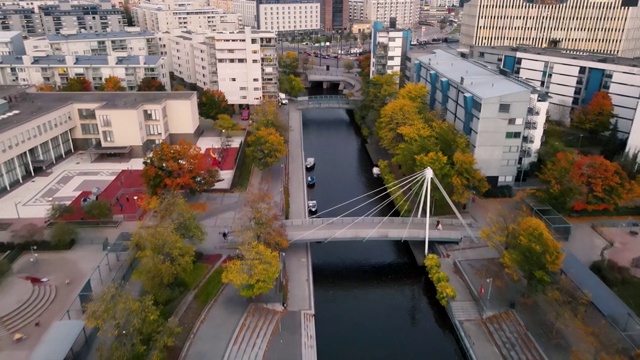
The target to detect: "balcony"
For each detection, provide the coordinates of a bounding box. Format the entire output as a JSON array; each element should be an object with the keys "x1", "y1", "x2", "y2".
[
  {"x1": 527, "y1": 106, "x2": 540, "y2": 116},
  {"x1": 525, "y1": 120, "x2": 538, "y2": 130},
  {"x1": 520, "y1": 147, "x2": 533, "y2": 158},
  {"x1": 523, "y1": 134, "x2": 535, "y2": 144}
]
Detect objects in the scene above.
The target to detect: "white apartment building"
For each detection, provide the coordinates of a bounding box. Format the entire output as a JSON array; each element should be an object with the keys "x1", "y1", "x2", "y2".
[
  {"x1": 460, "y1": 0, "x2": 640, "y2": 58},
  {"x1": 412, "y1": 49, "x2": 549, "y2": 186},
  {"x1": 370, "y1": 23, "x2": 411, "y2": 79},
  {"x1": 24, "y1": 31, "x2": 160, "y2": 56},
  {"x1": 0, "y1": 86, "x2": 202, "y2": 191},
  {"x1": 349, "y1": 0, "x2": 366, "y2": 22},
  {"x1": 257, "y1": 2, "x2": 321, "y2": 33},
  {"x1": 0, "y1": 55, "x2": 170, "y2": 91},
  {"x1": 0, "y1": 0, "x2": 58, "y2": 13},
  {"x1": 233, "y1": 0, "x2": 257, "y2": 28},
  {"x1": 39, "y1": 1, "x2": 126, "y2": 34},
  {"x1": 0, "y1": 31, "x2": 25, "y2": 55},
  {"x1": 132, "y1": 3, "x2": 241, "y2": 32},
  {"x1": 365, "y1": 0, "x2": 420, "y2": 28},
  {"x1": 426, "y1": 0, "x2": 459, "y2": 6},
  {"x1": 169, "y1": 27, "x2": 278, "y2": 107}
]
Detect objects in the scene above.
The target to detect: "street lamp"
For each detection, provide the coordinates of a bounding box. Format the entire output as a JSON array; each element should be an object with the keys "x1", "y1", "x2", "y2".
[
  {"x1": 14, "y1": 201, "x2": 21, "y2": 219},
  {"x1": 133, "y1": 196, "x2": 138, "y2": 215}
]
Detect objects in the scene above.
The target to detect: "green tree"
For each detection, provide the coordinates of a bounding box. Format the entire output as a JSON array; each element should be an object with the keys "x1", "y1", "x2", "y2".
[
  {"x1": 279, "y1": 74, "x2": 305, "y2": 97},
  {"x1": 252, "y1": 101, "x2": 288, "y2": 136},
  {"x1": 84, "y1": 200, "x2": 113, "y2": 223},
  {"x1": 137, "y1": 77, "x2": 166, "y2": 91},
  {"x1": 615, "y1": 149, "x2": 640, "y2": 180},
  {"x1": 239, "y1": 191, "x2": 288, "y2": 251},
  {"x1": 571, "y1": 91, "x2": 615, "y2": 135},
  {"x1": 214, "y1": 114, "x2": 239, "y2": 134},
  {"x1": 342, "y1": 58, "x2": 355, "y2": 73},
  {"x1": 86, "y1": 285, "x2": 178, "y2": 360},
  {"x1": 49, "y1": 222, "x2": 77, "y2": 249},
  {"x1": 148, "y1": 192, "x2": 206, "y2": 244},
  {"x1": 47, "y1": 203, "x2": 73, "y2": 221},
  {"x1": 601, "y1": 120, "x2": 624, "y2": 161},
  {"x1": 246, "y1": 127, "x2": 288, "y2": 170},
  {"x1": 278, "y1": 51, "x2": 299, "y2": 75},
  {"x1": 301, "y1": 54, "x2": 311, "y2": 73},
  {"x1": 222, "y1": 242, "x2": 281, "y2": 298},
  {"x1": 199, "y1": 89, "x2": 231, "y2": 120},
  {"x1": 481, "y1": 216, "x2": 564, "y2": 294},
  {"x1": 62, "y1": 77, "x2": 92, "y2": 91},
  {"x1": 132, "y1": 225, "x2": 195, "y2": 303},
  {"x1": 364, "y1": 73, "x2": 399, "y2": 114}
]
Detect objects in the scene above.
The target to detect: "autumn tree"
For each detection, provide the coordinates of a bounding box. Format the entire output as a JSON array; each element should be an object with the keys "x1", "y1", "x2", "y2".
[
  {"x1": 363, "y1": 73, "x2": 399, "y2": 114},
  {"x1": 342, "y1": 58, "x2": 355, "y2": 73},
  {"x1": 571, "y1": 91, "x2": 615, "y2": 135},
  {"x1": 47, "y1": 202, "x2": 73, "y2": 221},
  {"x1": 238, "y1": 191, "x2": 288, "y2": 251},
  {"x1": 358, "y1": 53, "x2": 371, "y2": 80},
  {"x1": 62, "y1": 77, "x2": 92, "y2": 92},
  {"x1": 86, "y1": 285, "x2": 178, "y2": 360},
  {"x1": 145, "y1": 192, "x2": 206, "y2": 244},
  {"x1": 246, "y1": 127, "x2": 287, "y2": 170},
  {"x1": 222, "y1": 241, "x2": 281, "y2": 298},
  {"x1": 83, "y1": 200, "x2": 113, "y2": 223},
  {"x1": 142, "y1": 140, "x2": 219, "y2": 195},
  {"x1": 198, "y1": 89, "x2": 231, "y2": 120},
  {"x1": 376, "y1": 98, "x2": 424, "y2": 151},
  {"x1": 300, "y1": 54, "x2": 311, "y2": 73},
  {"x1": 49, "y1": 222, "x2": 77, "y2": 249},
  {"x1": 397, "y1": 83, "x2": 430, "y2": 117},
  {"x1": 279, "y1": 74, "x2": 305, "y2": 97},
  {"x1": 99, "y1": 75, "x2": 125, "y2": 92},
  {"x1": 137, "y1": 77, "x2": 166, "y2": 91},
  {"x1": 35, "y1": 84, "x2": 55, "y2": 92},
  {"x1": 278, "y1": 51, "x2": 299, "y2": 75},
  {"x1": 214, "y1": 114, "x2": 240, "y2": 134},
  {"x1": 545, "y1": 276, "x2": 590, "y2": 336},
  {"x1": 252, "y1": 101, "x2": 288, "y2": 136},
  {"x1": 482, "y1": 216, "x2": 564, "y2": 293},
  {"x1": 132, "y1": 225, "x2": 195, "y2": 303}
]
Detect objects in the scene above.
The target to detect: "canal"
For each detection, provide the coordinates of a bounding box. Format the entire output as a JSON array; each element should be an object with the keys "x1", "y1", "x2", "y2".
[{"x1": 302, "y1": 108, "x2": 465, "y2": 360}]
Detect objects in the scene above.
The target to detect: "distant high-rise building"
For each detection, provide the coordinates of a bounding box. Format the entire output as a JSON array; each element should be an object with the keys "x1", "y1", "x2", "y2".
[
  {"x1": 323, "y1": 0, "x2": 348, "y2": 31},
  {"x1": 365, "y1": 0, "x2": 419, "y2": 29},
  {"x1": 257, "y1": 0, "x2": 321, "y2": 33},
  {"x1": 460, "y1": 0, "x2": 640, "y2": 58}
]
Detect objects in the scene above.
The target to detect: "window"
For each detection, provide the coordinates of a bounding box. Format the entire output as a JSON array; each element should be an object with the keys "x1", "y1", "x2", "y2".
[
  {"x1": 0, "y1": 141, "x2": 4, "y2": 151},
  {"x1": 19, "y1": 133, "x2": 24, "y2": 143},
  {"x1": 501, "y1": 159, "x2": 517, "y2": 166},
  {"x1": 505, "y1": 132, "x2": 521, "y2": 139},
  {"x1": 143, "y1": 109, "x2": 159, "y2": 121},
  {"x1": 31, "y1": 128, "x2": 36, "y2": 137},
  {"x1": 25, "y1": 131, "x2": 30, "y2": 140},
  {"x1": 145, "y1": 124, "x2": 161, "y2": 135},
  {"x1": 48, "y1": 120, "x2": 53, "y2": 130},
  {"x1": 13, "y1": 136, "x2": 18, "y2": 146},
  {"x1": 472, "y1": 99, "x2": 482, "y2": 112},
  {"x1": 81, "y1": 123, "x2": 99, "y2": 135},
  {"x1": 99, "y1": 115, "x2": 111, "y2": 127},
  {"x1": 253, "y1": 78, "x2": 259, "y2": 82},
  {"x1": 503, "y1": 146, "x2": 519, "y2": 153},
  {"x1": 230, "y1": 78, "x2": 236, "y2": 82},
  {"x1": 507, "y1": 118, "x2": 523, "y2": 125},
  {"x1": 498, "y1": 103, "x2": 510, "y2": 113},
  {"x1": 78, "y1": 108, "x2": 96, "y2": 119},
  {"x1": 37, "y1": 125, "x2": 42, "y2": 135},
  {"x1": 240, "y1": 87, "x2": 247, "y2": 90},
  {"x1": 254, "y1": 87, "x2": 260, "y2": 91},
  {"x1": 498, "y1": 176, "x2": 514, "y2": 182},
  {"x1": 102, "y1": 130, "x2": 114, "y2": 143}
]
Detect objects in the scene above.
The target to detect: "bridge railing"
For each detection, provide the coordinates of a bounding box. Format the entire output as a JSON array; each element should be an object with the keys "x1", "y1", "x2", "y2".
[{"x1": 283, "y1": 217, "x2": 476, "y2": 227}]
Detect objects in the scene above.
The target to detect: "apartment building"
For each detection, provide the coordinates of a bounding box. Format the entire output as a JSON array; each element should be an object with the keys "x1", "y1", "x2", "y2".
[
  {"x1": 0, "y1": 31, "x2": 25, "y2": 55},
  {"x1": 132, "y1": 3, "x2": 242, "y2": 32},
  {"x1": 0, "y1": 86, "x2": 201, "y2": 190},
  {"x1": 168, "y1": 27, "x2": 278, "y2": 107},
  {"x1": 365, "y1": 0, "x2": 420, "y2": 28},
  {"x1": 322, "y1": 0, "x2": 348, "y2": 31},
  {"x1": 426, "y1": 0, "x2": 459, "y2": 6},
  {"x1": 0, "y1": 55, "x2": 169, "y2": 91},
  {"x1": 370, "y1": 21, "x2": 411, "y2": 79},
  {"x1": 0, "y1": 0, "x2": 59, "y2": 13},
  {"x1": 257, "y1": 1, "x2": 321, "y2": 33},
  {"x1": 348, "y1": 0, "x2": 365, "y2": 21},
  {"x1": 232, "y1": 0, "x2": 257, "y2": 27},
  {"x1": 0, "y1": 7, "x2": 44, "y2": 35},
  {"x1": 460, "y1": 0, "x2": 640, "y2": 58},
  {"x1": 23, "y1": 31, "x2": 160, "y2": 57},
  {"x1": 39, "y1": 1, "x2": 126, "y2": 34},
  {"x1": 412, "y1": 49, "x2": 549, "y2": 186}
]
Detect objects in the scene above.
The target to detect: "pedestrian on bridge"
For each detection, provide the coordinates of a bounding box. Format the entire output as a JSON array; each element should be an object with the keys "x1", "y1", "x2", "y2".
[{"x1": 436, "y1": 220, "x2": 443, "y2": 231}]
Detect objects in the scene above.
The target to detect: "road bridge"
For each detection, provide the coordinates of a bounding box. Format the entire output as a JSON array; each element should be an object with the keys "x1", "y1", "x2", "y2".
[{"x1": 294, "y1": 95, "x2": 361, "y2": 110}]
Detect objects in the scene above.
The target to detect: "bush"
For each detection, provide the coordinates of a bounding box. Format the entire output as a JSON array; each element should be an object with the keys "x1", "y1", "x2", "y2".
[
  {"x1": 194, "y1": 251, "x2": 204, "y2": 263},
  {"x1": 483, "y1": 185, "x2": 514, "y2": 198},
  {"x1": 49, "y1": 222, "x2": 77, "y2": 250},
  {"x1": 590, "y1": 260, "x2": 630, "y2": 287}
]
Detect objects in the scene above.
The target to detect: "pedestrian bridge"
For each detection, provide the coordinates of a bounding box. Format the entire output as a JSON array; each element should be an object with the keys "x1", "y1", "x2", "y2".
[
  {"x1": 294, "y1": 95, "x2": 361, "y2": 110},
  {"x1": 283, "y1": 217, "x2": 479, "y2": 243}
]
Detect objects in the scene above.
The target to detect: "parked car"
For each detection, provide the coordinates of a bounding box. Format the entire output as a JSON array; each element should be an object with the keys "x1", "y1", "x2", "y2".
[{"x1": 241, "y1": 109, "x2": 250, "y2": 121}]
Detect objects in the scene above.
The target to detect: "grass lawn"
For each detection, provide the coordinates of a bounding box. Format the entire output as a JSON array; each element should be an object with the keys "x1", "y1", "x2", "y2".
[
  {"x1": 195, "y1": 267, "x2": 224, "y2": 306},
  {"x1": 184, "y1": 263, "x2": 209, "y2": 290},
  {"x1": 232, "y1": 144, "x2": 252, "y2": 191}
]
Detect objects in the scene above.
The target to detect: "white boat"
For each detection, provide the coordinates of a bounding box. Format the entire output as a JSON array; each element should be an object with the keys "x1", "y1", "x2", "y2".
[
  {"x1": 308, "y1": 200, "x2": 318, "y2": 213},
  {"x1": 372, "y1": 166, "x2": 381, "y2": 177},
  {"x1": 305, "y1": 157, "x2": 315, "y2": 170}
]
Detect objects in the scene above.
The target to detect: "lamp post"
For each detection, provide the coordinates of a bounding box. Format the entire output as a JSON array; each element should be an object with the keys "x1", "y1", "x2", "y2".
[
  {"x1": 485, "y1": 278, "x2": 493, "y2": 311},
  {"x1": 133, "y1": 196, "x2": 138, "y2": 215}
]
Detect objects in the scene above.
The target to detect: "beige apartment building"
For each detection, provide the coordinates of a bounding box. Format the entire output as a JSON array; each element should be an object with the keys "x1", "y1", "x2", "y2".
[
  {"x1": 0, "y1": 86, "x2": 201, "y2": 191},
  {"x1": 460, "y1": 0, "x2": 640, "y2": 58}
]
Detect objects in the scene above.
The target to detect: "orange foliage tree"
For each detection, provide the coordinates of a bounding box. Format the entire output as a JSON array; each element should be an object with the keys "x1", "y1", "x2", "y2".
[
  {"x1": 538, "y1": 151, "x2": 638, "y2": 212},
  {"x1": 137, "y1": 77, "x2": 166, "y2": 91},
  {"x1": 198, "y1": 89, "x2": 231, "y2": 121},
  {"x1": 571, "y1": 91, "x2": 615, "y2": 135},
  {"x1": 142, "y1": 140, "x2": 219, "y2": 195},
  {"x1": 35, "y1": 84, "x2": 55, "y2": 92},
  {"x1": 99, "y1": 75, "x2": 125, "y2": 92},
  {"x1": 62, "y1": 77, "x2": 92, "y2": 92}
]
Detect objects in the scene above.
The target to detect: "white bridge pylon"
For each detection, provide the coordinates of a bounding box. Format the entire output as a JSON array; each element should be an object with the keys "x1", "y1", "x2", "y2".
[{"x1": 294, "y1": 167, "x2": 478, "y2": 255}]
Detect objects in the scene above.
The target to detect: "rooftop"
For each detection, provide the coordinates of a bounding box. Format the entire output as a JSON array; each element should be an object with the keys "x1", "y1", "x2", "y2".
[
  {"x1": 0, "y1": 86, "x2": 195, "y2": 133},
  {"x1": 46, "y1": 31, "x2": 156, "y2": 42},
  {"x1": 472, "y1": 45, "x2": 640, "y2": 68},
  {"x1": 418, "y1": 50, "x2": 533, "y2": 99},
  {"x1": 0, "y1": 31, "x2": 21, "y2": 40}
]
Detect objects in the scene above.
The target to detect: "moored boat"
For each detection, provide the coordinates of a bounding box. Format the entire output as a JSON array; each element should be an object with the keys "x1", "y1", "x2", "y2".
[
  {"x1": 308, "y1": 200, "x2": 318, "y2": 213},
  {"x1": 306, "y1": 157, "x2": 315, "y2": 170},
  {"x1": 372, "y1": 166, "x2": 381, "y2": 177},
  {"x1": 307, "y1": 176, "x2": 316, "y2": 187}
]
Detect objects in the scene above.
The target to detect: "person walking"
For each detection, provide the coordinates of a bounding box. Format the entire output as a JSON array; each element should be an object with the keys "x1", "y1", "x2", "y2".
[
  {"x1": 222, "y1": 228, "x2": 228, "y2": 242},
  {"x1": 436, "y1": 220, "x2": 443, "y2": 231}
]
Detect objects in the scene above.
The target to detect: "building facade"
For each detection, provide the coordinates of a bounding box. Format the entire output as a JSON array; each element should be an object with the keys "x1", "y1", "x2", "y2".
[
  {"x1": 39, "y1": 1, "x2": 126, "y2": 34},
  {"x1": 370, "y1": 21, "x2": 411, "y2": 78},
  {"x1": 168, "y1": 27, "x2": 279, "y2": 106},
  {"x1": 365, "y1": 0, "x2": 419, "y2": 28},
  {"x1": 460, "y1": 0, "x2": 640, "y2": 58},
  {"x1": 24, "y1": 31, "x2": 160, "y2": 56},
  {"x1": 257, "y1": 1, "x2": 321, "y2": 33},
  {"x1": 132, "y1": 3, "x2": 242, "y2": 32},
  {"x1": 348, "y1": 0, "x2": 365, "y2": 21},
  {"x1": 0, "y1": 55, "x2": 169, "y2": 91},
  {"x1": 0, "y1": 31, "x2": 25, "y2": 55},
  {"x1": 323, "y1": 0, "x2": 348, "y2": 31},
  {"x1": 0, "y1": 7, "x2": 44, "y2": 35},
  {"x1": 412, "y1": 49, "x2": 548, "y2": 186},
  {"x1": 0, "y1": 86, "x2": 201, "y2": 191},
  {"x1": 232, "y1": 0, "x2": 257, "y2": 27}
]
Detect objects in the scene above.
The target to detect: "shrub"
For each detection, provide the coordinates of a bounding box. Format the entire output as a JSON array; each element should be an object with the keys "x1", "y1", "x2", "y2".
[
  {"x1": 590, "y1": 260, "x2": 630, "y2": 287},
  {"x1": 49, "y1": 222, "x2": 77, "y2": 250}
]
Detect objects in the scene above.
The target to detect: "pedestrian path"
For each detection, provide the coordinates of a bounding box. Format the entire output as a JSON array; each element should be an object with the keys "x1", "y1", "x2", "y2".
[{"x1": 223, "y1": 303, "x2": 282, "y2": 360}]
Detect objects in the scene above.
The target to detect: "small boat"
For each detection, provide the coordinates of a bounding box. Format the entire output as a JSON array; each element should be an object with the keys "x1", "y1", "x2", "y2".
[
  {"x1": 372, "y1": 166, "x2": 381, "y2": 177},
  {"x1": 307, "y1": 176, "x2": 316, "y2": 187},
  {"x1": 308, "y1": 200, "x2": 318, "y2": 213},
  {"x1": 305, "y1": 157, "x2": 315, "y2": 170}
]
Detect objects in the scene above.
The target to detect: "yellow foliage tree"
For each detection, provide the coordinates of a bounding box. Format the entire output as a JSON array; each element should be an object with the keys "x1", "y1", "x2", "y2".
[
  {"x1": 222, "y1": 241, "x2": 281, "y2": 298},
  {"x1": 376, "y1": 98, "x2": 424, "y2": 151},
  {"x1": 239, "y1": 190, "x2": 289, "y2": 251},
  {"x1": 35, "y1": 83, "x2": 55, "y2": 92},
  {"x1": 397, "y1": 82, "x2": 429, "y2": 116},
  {"x1": 247, "y1": 127, "x2": 287, "y2": 170}
]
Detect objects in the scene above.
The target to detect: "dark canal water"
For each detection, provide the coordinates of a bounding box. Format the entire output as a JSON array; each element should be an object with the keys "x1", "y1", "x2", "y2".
[{"x1": 302, "y1": 108, "x2": 465, "y2": 360}]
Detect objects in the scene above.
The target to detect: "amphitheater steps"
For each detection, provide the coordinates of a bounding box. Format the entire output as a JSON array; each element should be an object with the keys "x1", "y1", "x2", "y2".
[
  {"x1": 485, "y1": 310, "x2": 547, "y2": 360},
  {"x1": 0, "y1": 284, "x2": 57, "y2": 337},
  {"x1": 223, "y1": 303, "x2": 281, "y2": 360}
]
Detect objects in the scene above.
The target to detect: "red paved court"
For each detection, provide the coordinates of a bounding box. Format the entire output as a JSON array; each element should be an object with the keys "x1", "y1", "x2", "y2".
[
  {"x1": 64, "y1": 170, "x2": 146, "y2": 221},
  {"x1": 202, "y1": 147, "x2": 239, "y2": 171}
]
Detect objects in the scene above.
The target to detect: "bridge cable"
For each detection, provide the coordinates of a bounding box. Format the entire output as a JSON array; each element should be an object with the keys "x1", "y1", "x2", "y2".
[
  {"x1": 431, "y1": 174, "x2": 479, "y2": 243},
  {"x1": 400, "y1": 176, "x2": 425, "y2": 242},
  {"x1": 323, "y1": 173, "x2": 425, "y2": 242},
  {"x1": 293, "y1": 170, "x2": 425, "y2": 242},
  {"x1": 362, "y1": 175, "x2": 425, "y2": 242},
  {"x1": 309, "y1": 168, "x2": 426, "y2": 219}
]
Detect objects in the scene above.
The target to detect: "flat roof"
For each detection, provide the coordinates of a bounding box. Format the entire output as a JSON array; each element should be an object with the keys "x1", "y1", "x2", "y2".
[
  {"x1": 472, "y1": 45, "x2": 640, "y2": 69},
  {"x1": 46, "y1": 31, "x2": 156, "y2": 42},
  {"x1": 418, "y1": 49, "x2": 532, "y2": 99},
  {"x1": 0, "y1": 86, "x2": 195, "y2": 133},
  {"x1": 0, "y1": 31, "x2": 21, "y2": 39},
  {"x1": 29, "y1": 320, "x2": 85, "y2": 360}
]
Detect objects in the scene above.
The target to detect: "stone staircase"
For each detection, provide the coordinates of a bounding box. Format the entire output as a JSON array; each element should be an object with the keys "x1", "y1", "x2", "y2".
[
  {"x1": 301, "y1": 311, "x2": 317, "y2": 360},
  {"x1": 223, "y1": 303, "x2": 281, "y2": 360},
  {"x1": 450, "y1": 301, "x2": 481, "y2": 321},
  {"x1": 484, "y1": 310, "x2": 547, "y2": 360},
  {"x1": 0, "y1": 284, "x2": 57, "y2": 337}
]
